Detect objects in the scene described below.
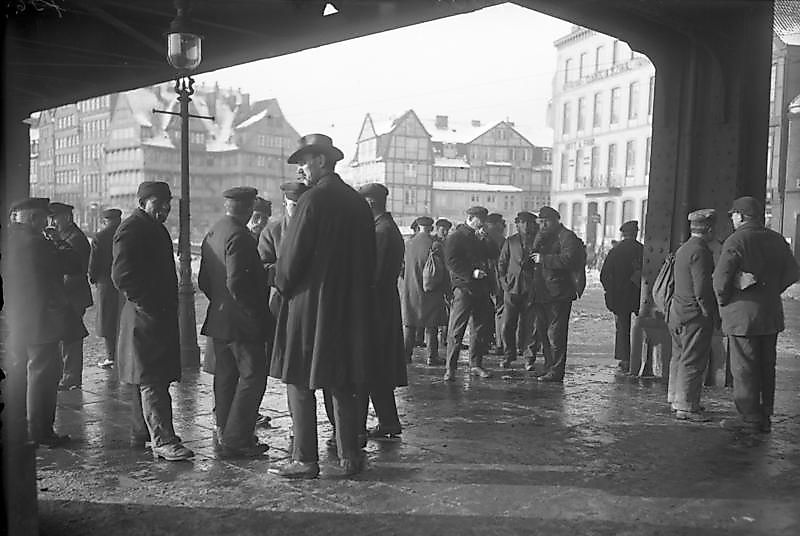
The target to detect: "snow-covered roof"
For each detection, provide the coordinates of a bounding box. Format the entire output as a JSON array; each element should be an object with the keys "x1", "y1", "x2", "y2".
[
  {"x1": 433, "y1": 181, "x2": 522, "y2": 193},
  {"x1": 486, "y1": 161, "x2": 512, "y2": 167},
  {"x1": 142, "y1": 134, "x2": 174, "y2": 148},
  {"x1": 422, "y1": 118, "x2": 489, "y2": 144},
  {"x1": 235, "y1": 108, "x2": 268, "y2": 130},
  {"x1": 206, "y1": 141, "x2": 239, "y2": 152},
  {"x1": 434, "y1": 157, "x2": 470, "y2": 168}
]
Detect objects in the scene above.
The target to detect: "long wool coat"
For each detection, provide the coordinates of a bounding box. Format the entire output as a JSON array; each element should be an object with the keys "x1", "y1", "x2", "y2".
[
  {"x1": 112, "y1": 208, "x2": 180, "y2": 385},
  {"x1": 401, "y1": 232, "x2": 447, "y2": 327},
  {"x1": 89, "y1": 221, "x2": 123, "y2": 337},
  {"x1": 61, "y1": 222, "x2": 93, "y2": 311},
  {"x1": 371, "y1": 212, "x2": 407, "y2": 388},
  {"x1": 270, "y1": 173, "x2": 376, "y2": 390},
  {"x1": 600, "y1": 238, "x2": 644, "y2": 315}
]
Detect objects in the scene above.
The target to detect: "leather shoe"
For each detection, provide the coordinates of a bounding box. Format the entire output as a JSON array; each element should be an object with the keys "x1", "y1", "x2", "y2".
[
  {"x1": 443, "y1": 370, "x2": 455, "y2": 382},
  {"x1": 152, "y1": 442, "x2": 194, "y2": 461},
  {"x1": 537, "y1": 373, "x2": 563, "y2": 383},
  {"x1": 218, "y1": 440, "x2": 269, "y2": 459},
  {"x1": 470, "y1": 366, "x2": 491, "y2": 378},
  {"x1": 675, "y1": 410, "x2": 711, "y2": 423},
  {"x1": 334, "y1": 453, "x2": 366, "y2": 477},
  {"x1": 269, "y1": 460, "x2": 320, "y2": 479},
  {"x1": 366, "y1": 426, "x2": 401, "y2": 442},
  {"x1": 36, "y1": 433, "x2": 71, "y2": 448}
]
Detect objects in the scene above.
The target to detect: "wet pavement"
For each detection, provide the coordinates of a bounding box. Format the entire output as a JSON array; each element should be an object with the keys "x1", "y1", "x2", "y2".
[{"x1": 35, "y1": 276, "x2": 800, "y2": 535}]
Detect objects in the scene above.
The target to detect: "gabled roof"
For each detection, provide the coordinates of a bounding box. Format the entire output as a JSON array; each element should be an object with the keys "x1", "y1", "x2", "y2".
[{"x1": 421, "y1": 117, "x2": 489, "y2": 145}]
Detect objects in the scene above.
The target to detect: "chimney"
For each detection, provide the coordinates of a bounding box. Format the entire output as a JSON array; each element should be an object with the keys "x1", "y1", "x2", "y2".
[
  {"x1": 435, "y1": 115, "x2": 449, "y2": 129},
  {"x1": 471, "y1": 120, "x2": 481, "y2": 127}
]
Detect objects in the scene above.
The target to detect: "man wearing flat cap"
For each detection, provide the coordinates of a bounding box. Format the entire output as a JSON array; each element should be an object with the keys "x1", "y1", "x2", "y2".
[
  {"x1": 358, "y1": 183, "x2": 406, "y2": 442},
  {"x1": 483, "y1": 213, "x2": 507, "y2": 356},
  {"x1": 89, "y1": 208, "x2": 124, "y2": 368},
  {"x1": 112, "y1": 181, "x2": 194, "y2": 461},
  {"x1": 433, "y1": 218, "x2": 454, "y2": 347},
  {"x1": 497, "y1": 211, "x2": 540, "y2": 370},
  {"x1": 6, "y1": 197, "x2": 84, "y2": 447},
  {"x1": 199, "y1": 187, "x2": 271, "y2": 457},
  {"x1": 269, "y1": 133, "x2": 375, "y2": 479},
  {"x1": 442, "y1": 206, "x2": 494, "y2": 380},
  {"x1": 247, "y1": 196, "x2": 272, "y2": 238},
  {"x1": 48, "y1": 202, "x2": 92, "y2": 391},
  {"x1": 713, "y1": 196, "x2": 799, "y2": 433},
  {"x1": 600, "y1": 220, "x2": 644, "y2": 373},
  {"x1": 530, "y1": 206, "x2": 585, "y2": 382},
  {"x1": 666, "y1": 209, "x2": 719, "y2": 422}
]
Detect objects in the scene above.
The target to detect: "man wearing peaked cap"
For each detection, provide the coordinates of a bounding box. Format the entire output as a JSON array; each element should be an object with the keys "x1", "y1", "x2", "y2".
[
  {"x1": 536, "y1": 206, "x2": 561, "y2": 222},
  {"x1": 601, "y1": 220, "x2": 643, "y2": 373},
  {"x1": 713, "y1": 196, "x2": 799, "y2": 433},
  {"x1": 136, "y1": 180, "x2": 172, "y2": 201},
  {"x1": 432, "y1": 218, "x2": 454, "y2": 348},
  {"x1": 101, "y1": 208, "x2": 122, "y2": 220},
  {"x1": 666, "y1": 208, "x2": 718, "y2": 422},
  {"x1": 358, "y1": 182, "x2": 389, "y2": 199},
  {"x1": 198, "y1": 185, "x2": 271, "y2": 458},
  {"x1": 416, "y1": 216, "x2": 434, "y2": 227},
  {"x1": 90, "y1": 207, "x2": 124, "y2": 368},
  {"x1": 465, "y1": 206, "x2": 489, "y2": 219},
  {"x1": 483, "y1": 213, "x2": 506, "y2": 358}
]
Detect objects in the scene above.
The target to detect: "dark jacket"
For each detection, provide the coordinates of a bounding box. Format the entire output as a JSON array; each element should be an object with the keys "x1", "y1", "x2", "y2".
[
  {"x1": 112, "y1": 208, "x2": 180, "y2": 385},
  {"x1": 401, "y1": 232, "x2": 447, "y2": 327},
  {"x1": 199, "y1": 215, "x2": 270, "y2": 342},
  {"x1": 89, "y1": 221, "x2": 122, "y2": 338},
  {"x1": 532, "y1": 224, "x2": 583, "y2": 303},
  {"x1": 61, "y1": 222, "x2": 93, "y2": 311},
  {"x1": 371, "y1": 212, "x2": 407, "y2": 388},
  {"x1": 258, "y1": 216, "x2": 287, "y2": 288},
  {"x1": 444, "y1": 223, "x2": 491, "y2": 294},
  {"x1": 270, "y1": 173, "x2": 376, "y2": 390},
  {"x1": 669, "y1": 236, "x2": 718, "y2": 327},
  {"x1": 713, "y1": 221, "x2": 800, "y2": 336},
  {"x1": 6, "y1": 223, "x2": 85, "y2": 345},
  {"x1": 498, "y1": 232, "x2": 537, "y2": 297},
  {"x1": 600, "y1": 237, "x2": 644, "y2": 314}
]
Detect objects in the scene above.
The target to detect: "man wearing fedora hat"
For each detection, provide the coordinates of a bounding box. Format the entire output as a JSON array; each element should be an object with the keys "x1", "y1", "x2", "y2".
[
  {"x1": 269, "y1": 134, "x2": 375, "y2": 478},
  {"x1": 89, "y1": 208, "x2": 124, "y2": 368},
  {"x1": 713, "y1": 196, "x2": 799, "y2": 433}
]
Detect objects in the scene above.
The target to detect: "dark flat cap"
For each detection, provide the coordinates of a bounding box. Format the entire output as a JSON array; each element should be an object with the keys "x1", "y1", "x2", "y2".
[
  {"x1": 11, "y1": 197, "x2": 50, "y2": 212},
  {"x1": 223, "y1": 186, "x2": 258, "y2": 201},
  {"x1": 486, "y1": 213, "x2": 505, "y2": 225},
  {"x1": 101, "y1": 208, "x2": 122, "y2": 219},
  {"x1": 537, "y1": 206, "x2": 561, "y2": 220},
  {"x1": 49, "y1": 202, "x2": 74, "y2": 214},
  {"x1": 252, "y1": 196, "x2": 271, "y2": 213},
  {"x1": 435, "y1": 218, "x2": 452, "y2": 229},
  {"x1": 416, "y1": 216, "x2": 434, "y2": 227},
  {"x1": 688, "y1": 208, "x2": 716, "y2": 223},
  {"x1": 137, "y1": 181, "x2": 172, "y2": 201},
  {"x1": 729, "y1": 196, "x2": 763, "y2": 218},
  {"x1": 515, "y1": 211, "x2": 536, "y2": 223},
  {"x1": 466, "y1": 206, "x2": 489, "y2": 219},
  {"x1": 619, "y1": 220, "x2": 639, "y2": 234},
  {"x1": 287, "y1": 133, "x2": 344, "y2": 165},
  {"x1": 280, "y1": 181, "x2": 310, "y2": 202},
  {"x1": 358, "y1": 183, "x2": 389, "y2": 199}
]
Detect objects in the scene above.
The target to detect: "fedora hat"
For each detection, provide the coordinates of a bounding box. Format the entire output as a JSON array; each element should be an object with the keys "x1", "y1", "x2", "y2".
[{"x1": 287, "y1": 133, "x2": 344, "y2": 165}]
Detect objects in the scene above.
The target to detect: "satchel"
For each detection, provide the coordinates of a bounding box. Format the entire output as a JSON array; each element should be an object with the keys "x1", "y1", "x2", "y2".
[{"x1": 422, "y1": 247, "x2": 444, "y2": 292}]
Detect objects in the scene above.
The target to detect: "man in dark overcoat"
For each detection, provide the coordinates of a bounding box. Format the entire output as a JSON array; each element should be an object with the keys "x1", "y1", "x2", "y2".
[
  {"x1": 484, "y1": 213, "x2": 506, "y2": 355},
  {"x1": 199, "y1": 187, "x2": 271, "y2": 457},
  {"x1": 433, "y1": 218, "x2": 453, "y2": 348},
  {"x1": 359, "y1": 183, "x2": 406, "y2": 442},
  {"x1": 49, "y1": 202, "x2": 92, "y2": 390},
  {"x1": 531, "y1": 206, "x2": 584, "y2": 382},
  {"x1": 268, "y1": 134, "x2": 376, "y2": 479},
  {"x1": 497, "y1": 211, "x2": 539, "y2": 370},
  {"x1": 6, "y1": 198, "x2": 83, "y2": 447},
  {"x1": 401, "y1": 216, "x2": 447, "y2": 365},
  {"x1": 112, "y1": 181, "x2": 193, "y2": 461},
  {"x1": 600, "y1": 220, "x2": 644, "y2": 373},
  {"x1": 713, "y1": 196, "x2": 800, "y2": 433},
  {"x1": 443, "y1": 206, "x2": 494, "y2": 381},
  {"x1": 89, "y1": 208, "x2": 123, "y2": 368},
  {"x1": 667, "y1": 210, "x2": 719, "y2": 421}
]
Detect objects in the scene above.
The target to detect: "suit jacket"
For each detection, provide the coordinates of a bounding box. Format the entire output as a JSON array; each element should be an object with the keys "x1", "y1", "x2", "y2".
[
  {"x1": 270, "y1": 173, "x2": 376, "y2": 390},
  {"x1": 669, "y1": 236, "x2": 718, "y2": 327},
  {"x1": 600, "y1": 238, "x2": 644, "y2": 314},
  {"x1": 112, "y1": 208, "x2": 180, "y2": 385},
  {"x1": 713, "y1": 221, "x2": 800, "y2": 336},
  {"x1": 498, "y1": 232, "x2": 536, "y2": 297},
  {"x1": 61, "y1": 222, "x2": 93, "y2": 310},
  {"x1": 444, "y1": 224, "x2": 491, "y2": 294},
  {"x1": 199, "y1": 215, "x2": 270, "y2": 342},
  {"x1": 532, "y1": 224, "x2": 583, "y2": 303}
]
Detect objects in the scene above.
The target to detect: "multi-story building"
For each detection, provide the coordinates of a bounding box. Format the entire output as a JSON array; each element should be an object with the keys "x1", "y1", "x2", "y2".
[
  {"x1": 550, "y1": 26, "x2": 654, "y2": 252},
  {"x1": 348, "y1": 110, "x2": 551, "y2": 227}
]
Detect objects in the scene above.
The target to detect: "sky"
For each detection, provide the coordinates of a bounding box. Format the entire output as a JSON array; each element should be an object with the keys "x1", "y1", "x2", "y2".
[{"x1": 194, "y1": 3, "x2": 573, "y2": 162}]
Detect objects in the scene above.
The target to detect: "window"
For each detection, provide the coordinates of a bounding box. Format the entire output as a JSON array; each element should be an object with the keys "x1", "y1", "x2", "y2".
[
  {"x1": 575, "y1": 148, "x2": 583, "y2": 182},
  {"x1": 404, "y1": 189, "x2": 417, "y2": 205},
  {"x1": 405, "y1": 163, "x2": 416, "y2": 177},
  {"x1": 622, "y1": 199, "x2": 635, "y2": 223},
  {"x1": 257, "y1": 134, "x2": 267, "y2": 147},
  {"x1": 564, "y1": 58, "x2": 573, "y2": 86},
  {"x1": 648, "y1": 76, "x2": 655, "y2": 116},
  {"x1": 612, "y1": 40, "x2": 621, "y2": 65},
  {"x1": 487, "y1": 195, "x2": 496, "y2": 204},
  {"x1": 770, "y1": 62, "x2": 778, "y2": 105},
  {"x1": 625, "y1": 140, "x2": 636, "y2": 178},
  {"x1": 256, "y1": 155, "x2": 267, "y2": 167},
  {"x1": 607, "y1": 143, "x2": 617, "y2": 179},
  {"x1": 562, "y1": 101, "x2": 571, "y2": 135},
  {"x1": 590, "y1": 145, "x2": 601, "y2": 181},
  {"x1": 595, "y1": 45, "x2": 604, "y2": 72},
  {"x1": 560, "y1": 152, "x2": 569, "y2": 185},
  {"x1": 593, "y1": 92, "x2": 603, "y2": 128},
  {"x1": 571, "y1": 202, "x2": 583, "y2": 234},
  {"x1": 470, "y1": 193, "x2": 480, "y2": 203},
  {"x1": 604, "y1": 201, "x2": 616, "y2": 239},
  {"x1": 640, "y1": 199, "x2": 648, "y2": 228},
  {"x1": 557, "y1": 202, "x2": 567, "y2": 218},
  {"x1": 628, "y1": 81, "x2": 640, "y2": 120},
  {"x1": 645, "y1": 137, "x2": 652, "y2": 176},
  {"x1": 577, "y1": 97, "x2": 586, "y2": 131},
  {"x1": 610, "y1": 87, "x2": 621, "y2": 124},
  {"x1": 579, "y1": 52, "x2": 587, "y2": 79}
]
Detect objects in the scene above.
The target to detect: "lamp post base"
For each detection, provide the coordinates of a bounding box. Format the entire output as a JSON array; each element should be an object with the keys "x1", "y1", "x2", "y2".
[{"x1": 178, "y1": 280, "x2": 200, "y2": 369}]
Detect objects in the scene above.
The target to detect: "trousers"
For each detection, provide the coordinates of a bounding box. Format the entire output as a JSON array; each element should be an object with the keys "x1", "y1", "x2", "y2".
[
  {"x1": 287, "y1": 384, "x2": 359, "y2": 463},
  {"x1": 358, "y1": 384, "x2": 401, "y2": 434},
  {"x1": 403, "y1": 326, "x2": 439, "y2": 359},
  {"x1": 728, "y1": 334, "x2": 778, "y2": 423},
  {"x1": 614, "y1": 312, "x2": 634, "y2": 364},
  {"x1": 26, "y1": 342, "x2": 61, "y2": 441},
  {"x1": 60, "y1": 307, "x2": 87, "y2": 387},
  {"x1": 501, "y1": 292, "x2": 539, "y2": 361},
  {"x1": 131, "y1": 382, "x2": 179, "y2": 447},
  {"x1": 533, "y1": 300, "x2": 573, "y2": 379},
  {"x1": 667, "y1": 316, "x2": 713, "y2": 411},
  {"x1": 445, "y1": 287, "x2": 493, "y2": 371}
]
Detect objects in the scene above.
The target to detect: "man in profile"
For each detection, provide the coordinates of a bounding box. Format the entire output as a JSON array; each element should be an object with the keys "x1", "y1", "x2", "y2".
[{"x1": 89, "y1": 208, "x2": 123, "y2": 369}]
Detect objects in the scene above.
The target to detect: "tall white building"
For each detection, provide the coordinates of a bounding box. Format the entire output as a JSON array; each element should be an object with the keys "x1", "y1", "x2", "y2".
[{"x1": 550, "y1": 26, "x2": 655, "y2": 252}]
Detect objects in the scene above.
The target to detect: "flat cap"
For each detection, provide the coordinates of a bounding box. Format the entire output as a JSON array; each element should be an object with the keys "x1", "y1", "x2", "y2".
[
  {"x1": 280, "y1": 181, "x2": 310, "y2": 202},
  {"x1": 687, "y1": 208, "x2": 716, "y2": 223},
  {"x1": 435, "y1": 218, "x2": 452, "y2": 229},
  {"x1": 515, "y1": 211, "x2": 536, "y2": 223},
  {"x1": 101, "y1": 208, "x2": 122, "y2": 219},
  {"x1": 537, "y1": 206, "x2": 561, "y2": 220},
  {"x1": 11, "y1": 197, "x2": 50, "y2": 212},
  {"x1": 486, "y1": 213, "x2": 505, "y2": 225},
  {"x1": 358, "y1": 182, "x2": 389, "y2": 199},
  {"x1": 416, "y1": 216, "x2": 434, "y2": 227},
  {"x1": 619, "y1": 220, "x2": 639, "y2": 234},
  {"x1": 466, "y1": 206, "x2": 489, "y2": 219},
  {"x1": 729, "y1": 196, "x2": 763, "y2": 218},
  {"x1": 49, "y1": 202, "x2": 74, "y2": 214},
  {"x1": 252, "y1": 196, "x2": 271, "y2": 213},
  {"x1": 223, "y1": 186, "x2": 258, "y2": 201},
  {"x1": 137, "y1": 181, "x2": 172, "y2": 201}
]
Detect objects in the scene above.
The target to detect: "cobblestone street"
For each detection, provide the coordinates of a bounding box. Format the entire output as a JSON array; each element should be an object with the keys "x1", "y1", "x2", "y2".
[{"x1": 35, "y1": 274, "x2": 800, "y2": 535}]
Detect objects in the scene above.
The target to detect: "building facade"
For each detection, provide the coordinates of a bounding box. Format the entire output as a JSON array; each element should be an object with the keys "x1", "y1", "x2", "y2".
[{"x1": 550, "y1": 26, "x2": 654, "y2": 252}]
